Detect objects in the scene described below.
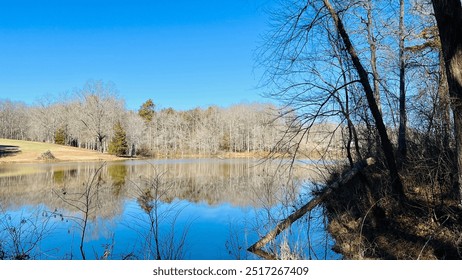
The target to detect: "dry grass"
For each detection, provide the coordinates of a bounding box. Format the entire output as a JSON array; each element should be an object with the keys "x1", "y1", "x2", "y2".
[
  {"x1": 0, "y1": 138, "x2": 123, "y2": 164},
  {"x1": 324, "y1": 162, "x2": 462, "y2": 260}
]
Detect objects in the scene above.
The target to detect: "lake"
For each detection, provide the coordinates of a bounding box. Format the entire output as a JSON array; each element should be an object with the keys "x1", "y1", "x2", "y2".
[{"x1": 0, "y1": 158, "x2": 339, "y2": 260}]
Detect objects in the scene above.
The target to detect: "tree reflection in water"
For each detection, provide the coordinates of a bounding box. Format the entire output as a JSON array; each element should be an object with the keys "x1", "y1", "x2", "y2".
[
  {"x1": 131, "y1": 168, "x2": 189, "y2": 260},
  {"x1": 0, "y1": 159, "x2": 335, "y2": 259}
]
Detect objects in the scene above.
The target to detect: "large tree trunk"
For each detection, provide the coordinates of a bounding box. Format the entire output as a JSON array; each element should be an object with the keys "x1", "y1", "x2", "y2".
[
  {"x1": 431, "y1": 0, "x2": 462, "y2": 201},
  {"x1": 323, "y1": 0, "x2": 405, "y2": 197}
]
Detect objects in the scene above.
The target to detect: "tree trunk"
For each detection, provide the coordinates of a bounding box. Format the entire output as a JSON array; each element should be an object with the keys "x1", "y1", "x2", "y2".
[
  {"x1": 366, "y1": 0, "x2": 383, "y2": 156},
  {"x1": 323, "y1": 0, "x2": 405, "y2": 197},
  {"x1": 431, "y1": 0, "x2": 462, "y2": 201},
  {"x1": 365, "y1": 0, "x2": 382, "y2": 113},
  {"x1": 397, "y1": 0, "x2": 407, "y2": 166},
  {"x1": 438, "y1": 52, "x2": 451, "y2": 149}
]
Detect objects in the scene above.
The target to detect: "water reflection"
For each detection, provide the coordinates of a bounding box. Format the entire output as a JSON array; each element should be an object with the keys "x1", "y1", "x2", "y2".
[{"x1": 0, "y1": 159, "x2": 335, "y2": 259}]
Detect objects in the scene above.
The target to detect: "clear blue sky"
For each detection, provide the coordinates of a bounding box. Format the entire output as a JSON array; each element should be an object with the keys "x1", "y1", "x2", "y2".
[{"x1": 0, "y1": 0, "x2": 274, "y2": 111}]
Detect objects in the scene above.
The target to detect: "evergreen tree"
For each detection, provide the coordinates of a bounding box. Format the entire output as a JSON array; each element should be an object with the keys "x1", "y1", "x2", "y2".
[
  {"x1": 54, "y1": 127, "x2": 66, "y2": 145},
  {"x1": 108, "y1": 121, "x2": 128, "y2": 156},
  {"x1": 138, "y1": 99, "x2": 155, "y2": 123}
]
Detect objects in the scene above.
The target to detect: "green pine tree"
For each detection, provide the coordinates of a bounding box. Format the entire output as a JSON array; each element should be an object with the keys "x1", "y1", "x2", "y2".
[
  {"x1": 54, "y1": 127, "x2": 67, "y2": 145},
  {"x1": 138, "y1": 99, "x2": 155, "y2": 123},
  {"x1": 108, "y1": 121, "x2": 128, "y2": 156}
]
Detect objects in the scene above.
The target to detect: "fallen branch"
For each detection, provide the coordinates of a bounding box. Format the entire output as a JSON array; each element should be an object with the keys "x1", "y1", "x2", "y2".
[{"x1": 248, "y1": 158, "x2": 375, "y2": 259}]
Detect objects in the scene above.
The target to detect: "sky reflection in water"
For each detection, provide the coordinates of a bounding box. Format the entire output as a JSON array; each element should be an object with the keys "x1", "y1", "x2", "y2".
[{"x1": 0, "y1": 159, "x2": 339, "y2": 260}]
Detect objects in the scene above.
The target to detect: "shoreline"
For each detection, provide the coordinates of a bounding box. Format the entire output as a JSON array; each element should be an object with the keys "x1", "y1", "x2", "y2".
[
  {"x1": 0, "y1": 139, "x2": 272, "y2": 165},
  {"x1": 1, "y1": 138, "x2": 340, "y2": 165}
]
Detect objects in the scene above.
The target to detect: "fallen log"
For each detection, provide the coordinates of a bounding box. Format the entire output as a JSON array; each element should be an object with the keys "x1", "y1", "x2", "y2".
[{"x1": 247, "y1": 158, "x2": 375, "y2": 259}]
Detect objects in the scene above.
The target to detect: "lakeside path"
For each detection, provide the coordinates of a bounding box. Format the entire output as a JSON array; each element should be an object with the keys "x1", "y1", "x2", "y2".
[{"x1": 0, "y1": 139, "x2": 123, "y2": 164}]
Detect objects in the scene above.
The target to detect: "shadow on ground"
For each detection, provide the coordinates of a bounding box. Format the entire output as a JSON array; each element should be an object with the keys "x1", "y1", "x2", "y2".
[{"x1": 0, "y1": 145, "x2": 20, "y2": 158}]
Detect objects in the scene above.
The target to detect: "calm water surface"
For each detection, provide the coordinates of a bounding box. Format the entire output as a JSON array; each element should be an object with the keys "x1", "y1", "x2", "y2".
[{"x1": 0, "y1": 158, "x2": 338, "y2": 260}]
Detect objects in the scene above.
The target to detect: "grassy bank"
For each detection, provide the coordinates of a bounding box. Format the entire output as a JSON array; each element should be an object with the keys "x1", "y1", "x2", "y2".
[
  {"x1": 0, "y1": 138, "x2": 340, "y2": 165},
  {"x1": 0, "y1": 139, "x2": 287, "y2": 164},
  {"x1": 0, "y1": 139, "x2": 122, "y2": 163}
]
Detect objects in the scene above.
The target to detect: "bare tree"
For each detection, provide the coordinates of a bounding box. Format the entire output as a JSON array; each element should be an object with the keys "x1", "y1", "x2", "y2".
[
  {"x1": 0, "y1": 206, "x2": 54, "y2": 260},
  {"x1": 431, "y1": 0, "x2": 462, "y2": 200},
  {"x1": 29, "y1": 97, "x2": 62, "y2": 143},
  {"x1": 257, "y1": 0, "x2": 405, "y2": 196},
  {"x1": 123, "y1": 111, "x2": 145, "y2": 157},
  {"x1": 0, "y1": 100, "x2": 29, "y2": 140},
  {"x1": 397, "y1": 0, "x2": 408, "y2": 164},
  {"x1": 75, "y1": 80, "x2": 124, "y2": 152}
]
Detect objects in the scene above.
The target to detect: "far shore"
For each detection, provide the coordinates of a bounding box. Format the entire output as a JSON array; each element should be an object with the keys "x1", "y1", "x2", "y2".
[
  {"x1": 0, "y1": 138, "x2": 339, "y2": 165},
  {"x1": 0, "y1": 139, "x2": 282, "y2": 164}
]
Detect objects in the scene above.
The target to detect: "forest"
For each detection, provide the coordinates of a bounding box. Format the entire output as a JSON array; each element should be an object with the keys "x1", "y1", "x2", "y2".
[{"x1": 0, "y1": 80, "x2": 344, "y2": 158}]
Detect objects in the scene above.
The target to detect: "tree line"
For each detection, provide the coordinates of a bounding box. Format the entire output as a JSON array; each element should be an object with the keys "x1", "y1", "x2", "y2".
[{"x1": 0, "y1": 80, "x2": 344, "y2": 158}]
